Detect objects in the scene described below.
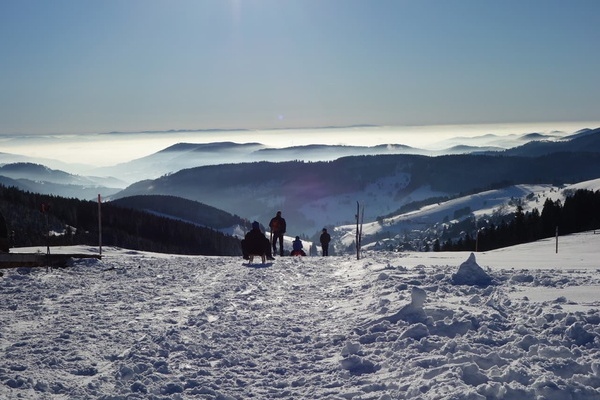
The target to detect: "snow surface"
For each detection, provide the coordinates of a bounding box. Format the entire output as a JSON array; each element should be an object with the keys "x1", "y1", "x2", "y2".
[{"x1": 2, "y1": 231, "x2": 600, "y2": 399}]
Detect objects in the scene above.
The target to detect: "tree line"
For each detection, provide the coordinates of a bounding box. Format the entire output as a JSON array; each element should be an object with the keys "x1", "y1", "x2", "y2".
[
  {"x1": 436, "y1": 188, "x2": 600, "y2": 252},
  {"x1": 0, "y1": 184, "x2": 241, "y2": 256}
]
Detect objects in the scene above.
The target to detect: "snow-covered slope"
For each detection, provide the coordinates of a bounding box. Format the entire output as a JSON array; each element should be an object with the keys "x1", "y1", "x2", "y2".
[
  {"x1": 337, "y1": 178, "x2": 600, "y2": 250},
  {"x1": 2, "y1": 231, "x2": 600, "y2": 399},
  {"x1": 567, "y1": 177, "x2": 600, "y2": 192}
]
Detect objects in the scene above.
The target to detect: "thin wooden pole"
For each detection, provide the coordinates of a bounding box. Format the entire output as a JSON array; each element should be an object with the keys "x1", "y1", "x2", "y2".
[
  {"x1": 98, "y1": 194, "x2": 102, "y2": 257},
  {"x1": 45, "y1": 212, "x2": 50, "y2": 255},
  {"x1": 355, "y1": 201, "x2": 364, "y2": 260},
  {"x1": 356, "y1": 202, "x2": 360, "y2": 260}
]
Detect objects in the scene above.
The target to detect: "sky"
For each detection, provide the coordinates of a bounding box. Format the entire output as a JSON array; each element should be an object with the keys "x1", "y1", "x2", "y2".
[{"x1": 1, "y1": 0, "x2": 599, "y2": 136}]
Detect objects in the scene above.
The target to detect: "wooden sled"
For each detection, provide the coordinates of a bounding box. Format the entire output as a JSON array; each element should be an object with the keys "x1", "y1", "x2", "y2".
[{"x1": 248, "y1": 254, "x2": 266, "y2": 264}]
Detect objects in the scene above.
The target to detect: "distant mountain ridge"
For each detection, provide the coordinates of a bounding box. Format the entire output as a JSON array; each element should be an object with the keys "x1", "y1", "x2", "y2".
[
  {"x1": 0, "y1": 163, "x2": 125, "y2": 199},
  {"x1": 0, "y1": 162, "x2": 122, "y2": 186},
  {"x1": 521, "y1": 132, "x2": 557, "y2": 140},
  {"x1": 502, "y1": 127, "x2": 600, "y2": 157},
  {"x1": 566, "y1": 127, "x2": 600, "y2": 140},
  {"x1": 89, "y1": 142, "x2": 429, "y2": 183},
  {"x1": 90, "y1": 127, "x2": 599, "y2": 183},
  {"x1": 112, "y1": 148, "x2": 600, "y2": 236},
  {"x1": 2, "y1": 126, "x2": 600, "y2": 239},
  {"x1": 159, "y1": 141, "x2": 264, "y2": 152}
]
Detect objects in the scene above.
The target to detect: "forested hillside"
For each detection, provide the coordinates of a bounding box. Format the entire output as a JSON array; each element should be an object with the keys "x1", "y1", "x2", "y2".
[
  {"x1": 438, "y1": 188, "x2": 600, "y2": 252},
  {"x1": 110, "y1": 195, "x2": 250, "y2": 231},
  {"x1": 114, "y1": 151, "x2": 600, "y2": 236},
  {"x1": 0, "y1": 185, "x2": 241, "y2": 256}
]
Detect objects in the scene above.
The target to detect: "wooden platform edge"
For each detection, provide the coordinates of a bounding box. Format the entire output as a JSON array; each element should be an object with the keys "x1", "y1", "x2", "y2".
[{"x1": 0, "y1": 253, "x2": 102, "y2": 269}]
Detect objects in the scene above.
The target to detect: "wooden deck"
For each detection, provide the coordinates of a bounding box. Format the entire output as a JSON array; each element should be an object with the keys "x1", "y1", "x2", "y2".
[{"x1": 0, "y1": 253, "x2": 102, "y2": 269}]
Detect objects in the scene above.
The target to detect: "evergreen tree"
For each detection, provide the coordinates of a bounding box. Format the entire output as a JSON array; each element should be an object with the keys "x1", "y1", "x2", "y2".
[{"x1": 541, "y1": 198, "x2": 560, "y2": 236}]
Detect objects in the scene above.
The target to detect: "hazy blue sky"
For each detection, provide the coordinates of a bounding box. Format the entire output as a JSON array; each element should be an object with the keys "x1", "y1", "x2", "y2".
[{"x1": 1, "y1": 0, "x2": 599, "y2": 135}]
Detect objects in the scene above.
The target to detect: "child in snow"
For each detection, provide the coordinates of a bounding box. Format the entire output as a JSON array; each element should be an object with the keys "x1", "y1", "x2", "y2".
[{"x1": 290, "y1": 236, "x2": 306, "y2": 256}]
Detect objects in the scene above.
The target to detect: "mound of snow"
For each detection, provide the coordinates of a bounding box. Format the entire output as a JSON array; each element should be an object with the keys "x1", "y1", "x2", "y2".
[
  {"x1": 452, "y1": 252, "x2": 493, "y2": 286},
  {"x1": 386, "y1": 286, "x2": 429, "y2": 324}
]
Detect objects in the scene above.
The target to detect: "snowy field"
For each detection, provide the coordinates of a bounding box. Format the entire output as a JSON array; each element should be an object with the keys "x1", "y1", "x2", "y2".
[{"x1": 1, "y1": 231, "x2": 600, "y2": 399}]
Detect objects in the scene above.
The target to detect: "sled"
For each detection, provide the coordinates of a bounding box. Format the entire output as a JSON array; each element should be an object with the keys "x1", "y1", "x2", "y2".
[{"x1": 248, "y1": 254, "x2": 266, "y2": 264}]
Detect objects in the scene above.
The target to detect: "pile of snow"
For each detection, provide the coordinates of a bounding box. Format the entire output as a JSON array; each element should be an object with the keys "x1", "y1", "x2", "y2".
[
  {"x1": 1, "y1": 232, "x2": 600, "y2": 399},
  {"x1": 451, "y1": 253, "x2": 493, "y2": 286}
]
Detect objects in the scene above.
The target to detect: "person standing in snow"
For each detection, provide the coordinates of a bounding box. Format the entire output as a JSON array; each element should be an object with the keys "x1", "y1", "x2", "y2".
[
  {"x1": 269, "y1": 211, "x2": 286, "y2": 256},
  {"x1": 241, "y1": 221, "x2": 274, "y2": 260},
  {"x1": 320, "y1": 228, "x2": 331, "y2": 256}
]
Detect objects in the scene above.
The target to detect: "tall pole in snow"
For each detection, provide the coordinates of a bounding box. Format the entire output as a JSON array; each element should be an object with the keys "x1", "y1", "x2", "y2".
[
  {"x1": 98, "y1": 194, "x2": 102, "y2": 257},
  {"x1": 356, "y1": 201, "x2": 364, "y2": 260},
  {"x1": 40, "y1": 203, "x2": 50, "y2": 254},
  {"x1": 45, "y1": 210, "x2": 50, "y2": 255},
  {"x1": 356, "y1": 202, "x2": 360, "y2": 260},
  {"x1": 555, "y1": 226, "x2": 558, "y2": 254}
]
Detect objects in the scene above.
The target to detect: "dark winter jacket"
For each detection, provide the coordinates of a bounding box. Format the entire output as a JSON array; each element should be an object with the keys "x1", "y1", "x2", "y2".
[
  {"x1": 292, "y1": 238, "x2": 303, "y2": 251},
  {"x1": 269, "y1": 216, "x2": 286, "y2": 234},
  {"x1": 320, "y1": 232, "x2": 331, "y2": 245},
  {"x1": 244, "y1": 228, "x2": 269, "y2": 253}
]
